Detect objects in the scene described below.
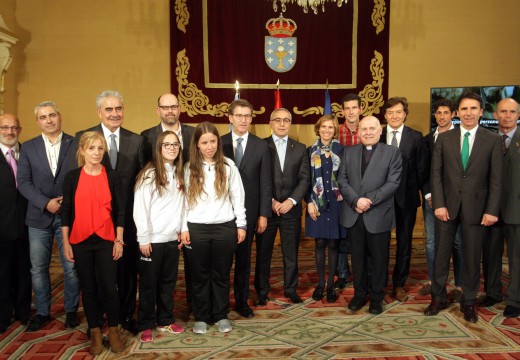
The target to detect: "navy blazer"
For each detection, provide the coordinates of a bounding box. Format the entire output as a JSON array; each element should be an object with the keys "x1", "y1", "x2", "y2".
[
  {"x1": 0, "y1": 144, "x2": 28, "y2": 242},
  {"x1": 222, "y1": 132, "x2": 272, "y2": 223},
  {"x1": 18, "y1": 133, "x2": 75, "y2": 228}
]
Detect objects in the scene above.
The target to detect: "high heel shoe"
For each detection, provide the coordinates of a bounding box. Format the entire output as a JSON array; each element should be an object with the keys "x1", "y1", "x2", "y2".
[{"x1": 312, "y1": 285, "x2": 325, "y2": 301}]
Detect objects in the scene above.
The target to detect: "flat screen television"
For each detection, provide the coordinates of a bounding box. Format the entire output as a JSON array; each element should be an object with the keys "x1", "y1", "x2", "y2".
[{"x1": 430, "y1": 85, "x2": 520, "y2": 132}]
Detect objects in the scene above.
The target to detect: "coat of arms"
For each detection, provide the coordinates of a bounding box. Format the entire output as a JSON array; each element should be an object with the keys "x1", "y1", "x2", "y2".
[{"x1": 265, "y1": 14, "x2": 297, "y2": 73}]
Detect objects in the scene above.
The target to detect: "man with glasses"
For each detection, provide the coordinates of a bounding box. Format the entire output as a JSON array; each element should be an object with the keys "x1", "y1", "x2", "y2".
[
  {"x1": 17, "y1": 102, "x2": 80, "y2": 332},
  {"x1": 0, "y1": 114, "x2": 31, "y2": 333},
  {"x1": 255, "y1": 108, "x2": 309, "y2": 304},
  {"x1": 141, "y1": 93, "x2": 194, "y2": 162},
  {"x1": 75, "y1": 90, "x2": 145, "y2": 334},
  {"x1": 222, "y1": 99, "x2": 272, "y2": 317}
]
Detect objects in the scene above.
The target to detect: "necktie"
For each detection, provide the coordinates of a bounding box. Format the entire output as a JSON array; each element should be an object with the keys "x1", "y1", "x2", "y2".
[
  {"x1": 7, "y1": 148, "x2": 18, "y2": 187},
  {"x1": 235, "y1": 137, "x2": 244, "y2": 167},
  {"x1": 501, "y1": 134, "x2": 509, "y2": 154},
  {"x1": 391, "y1": 130, "x2": 398, "y2": 147},
  {"x1": 276, "y1": 138, "x2": 285, "y2": 170},
  {"x1": 109, "y1": 134, "x2": 118, "y2": 169},
  {"x1": 461, "y1": 132, "x2": 470, "y2": 170}
]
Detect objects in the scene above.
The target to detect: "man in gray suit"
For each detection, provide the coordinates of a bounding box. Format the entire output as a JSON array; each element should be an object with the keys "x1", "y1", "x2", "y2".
[
  {"x1": 425, "y1": 92, "x2": 503, "y2": 323},
  {"x1": 338, "y1": 116, "x2": 402, "y2": 314},
  {"x1": 498, "y1": 98, "x2": 520, "y2": 318},
  {"x1": 76, "y1": 90, "x2": 145, "y2": 334}
]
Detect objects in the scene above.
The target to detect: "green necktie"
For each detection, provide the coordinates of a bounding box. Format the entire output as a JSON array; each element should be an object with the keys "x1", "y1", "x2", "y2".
[{"x1": 461, "y1": 132, "x2": 470, "y2": 170}]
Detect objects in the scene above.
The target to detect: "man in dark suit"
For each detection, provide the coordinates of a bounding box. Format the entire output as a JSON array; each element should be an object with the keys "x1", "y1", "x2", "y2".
[
  {"x1": 338, "y1": 116, "x2": 402, "y2": 314},
  {"x1": 254, "y1": 108, "x2": 309, "y2": 304},
  {"x1": 420, "y1": 99, "x2": 463, "y2": 302},
  {"x1": 76, "y1": 90, "x2": 145, "y2": 333},
  {"x1": 17, "y1": 102, "x2": 80, "y2": 332},
  {"x1": 500, "y1": 98, "x2": 520, "y2": 318},
  {"x1": 381, "y1": 97, "x2": 428, "y2": 302},
  {"x1": 140, "y1": 93, "x2": 194, "y2": 162},
  {"x1": 425, "y1": 92, "x2": 503, "y2": 323},
  {"x1": 0, "y1": 113, "x2": 31, "y2": 333},
  {"x1": 222, "y1": 99, "x2": 272, "y2": 317}
]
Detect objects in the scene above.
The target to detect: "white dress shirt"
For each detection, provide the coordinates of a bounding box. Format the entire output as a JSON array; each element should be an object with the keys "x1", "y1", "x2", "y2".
[
  {"x1": 42, "y1": 132, "x2": 63, "y2": 177},
  {"x1": 386, "y1": 123, "x2": 404, "y2": 147},
  {"x1": 232, "y1": 131, "x2": 249, "y2": 156},
  {"x1": 101, "y1": 123, "x2": 121, "y2": 151}
]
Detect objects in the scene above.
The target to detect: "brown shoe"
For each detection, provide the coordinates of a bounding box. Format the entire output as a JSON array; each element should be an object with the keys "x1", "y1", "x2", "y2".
[
  {"x1": 89, "y1": 327, "x2": 103, "y2": 355},
  {"x1": 394, "y1": 287, "x2": 407, "y2": 302},
  {"x1": 108, "y1": 326, "x2": 124, "y2": 353},
  {"x1": 418, "y1": 283, "x2": 432, "y2": 296}
]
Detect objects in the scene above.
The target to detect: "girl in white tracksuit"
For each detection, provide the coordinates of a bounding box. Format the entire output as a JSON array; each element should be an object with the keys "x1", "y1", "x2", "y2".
[{"x1": 134, "y1": 131, "x2": 186, "y2": 343}]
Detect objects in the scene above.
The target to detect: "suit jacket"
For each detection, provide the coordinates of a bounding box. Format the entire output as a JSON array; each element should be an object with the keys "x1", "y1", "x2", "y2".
[
  {"x1": 18, "y1": 133, "x2": 75, "y2": 228},
  {"x1": 501, "y1": 128, "x2": 520, "y2": 224},
  {"x1": 222, "y1": 132, "x2": 272, "y2": 224},
  {"x1": 431, "y1": 126, "x2": 503, "y2": 224},
  {"x1": 0, "y1": 145, "x2": 27, "y2": 242},
  {"x1": 75, "y1": 125, "x2": 145, "y2": 230},
  {"x1": 140, "y1": 123, "x2": 194, "y2": 163},
  {"x1": 265, "y1": 136, "x2": 310, "y2": 218},
  {"x1": 381, "y1": 125, "x2": 428, "y2": 210},
  {"x1": 338, "y1": 143, "x2": 402, "y2": 233}
]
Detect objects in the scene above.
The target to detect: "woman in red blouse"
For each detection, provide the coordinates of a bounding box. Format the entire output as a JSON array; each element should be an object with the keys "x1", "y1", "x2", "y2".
[{"x1": 61, "y1": 131, "x2": 126, "y2": 355}]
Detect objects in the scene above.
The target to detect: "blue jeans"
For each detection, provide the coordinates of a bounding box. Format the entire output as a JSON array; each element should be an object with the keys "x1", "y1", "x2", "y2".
[
  {"x1": 424, "y1": 203, "x2": 463, "y2": 286},
  {"x1": 337, "y1": 237, "x2": 351, "y2": 279},
  {"x1": 29, "y1": 216, "x2": 80, "y2": 316}
]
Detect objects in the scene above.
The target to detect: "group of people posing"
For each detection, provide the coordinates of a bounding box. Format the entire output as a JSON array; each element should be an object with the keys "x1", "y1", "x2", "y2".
[{"x1": 1, "y1": 89, "x2": 519, "y2": 355}]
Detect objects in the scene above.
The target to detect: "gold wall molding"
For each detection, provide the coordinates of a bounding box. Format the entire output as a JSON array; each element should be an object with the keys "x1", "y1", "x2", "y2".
[
  {"x1": 174, "y1": 0, "x2": 189, "y2": 33},
  {"x1": 359, "y1": 50, "x2": 384, "y2": 115},
  {"x1": 372, "y1": 0, "x2": 386, "y2": 35}
]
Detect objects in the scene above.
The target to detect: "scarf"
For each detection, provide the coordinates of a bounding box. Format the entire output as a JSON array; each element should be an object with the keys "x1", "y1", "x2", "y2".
[{"x1": 310, "y1": 138, "x2": 341, "y2": 212}]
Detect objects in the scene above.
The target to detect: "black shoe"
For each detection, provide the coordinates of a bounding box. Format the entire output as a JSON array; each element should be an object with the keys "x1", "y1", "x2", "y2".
[
  {"x1": 120, "y1": 317, "x2": 138, "y2": 335},
  {"x1": 0, "y1": 323, "x2": 8, "y2": 334},
  {"x1": 478, "y1": 296, "x2": 501, "y2": 308},
  {"x1": 369, "y1": 301, "x2": 383, "y2": 315},
  {"x1": 64, "y1": 312, "x2": 79, "y2": 329},
  {"x1": 463, "y1": 305, "x2": 478, "y2": 323},
  {"x1": 312, "y1": 285, "x2": 325, "y2": 301},
  {"x1": 348, "y1": 297, "x2": 367, "y2": 311},
  {"x1": 424, "y1": 300, "x2": 449, "y2": 316},
  {"x1": 256, "y1": 295, "x2": 268, "y2": 306},
  {"x1": 285, "y1": 293, "x2": 303, "y2": 304},
  {"x1": 15, "y1": 316, "x2": 29, "y2": 326},
  {"x1": 504, "y1": 305, "x2": 520, "y2": 318},
  {"x1": 236, "y1": 304, "x2": 254, "y2": 318},
  {"x1": 26, "y1": 315, "x2": 51, "y2": 332},
  {"x1": 335, "y1": 278, "x2": 347, "y2": 290},
  {"x1": 326, "y1": 287, "x2": 337, "y2": 303}
]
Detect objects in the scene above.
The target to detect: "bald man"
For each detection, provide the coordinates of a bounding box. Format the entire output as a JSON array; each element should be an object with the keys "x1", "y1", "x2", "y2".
[{"x1": 0, "y1": 113, "x2": 31, "y2": 333}]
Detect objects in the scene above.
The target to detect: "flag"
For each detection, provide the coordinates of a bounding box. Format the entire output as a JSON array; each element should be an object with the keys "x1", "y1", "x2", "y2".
[
  {"x1": 274, "y1": 88, "x2": 282, "y2": 109},
  {"x1": 324, "y1": 88, "x2": 332, "y2": 115}
]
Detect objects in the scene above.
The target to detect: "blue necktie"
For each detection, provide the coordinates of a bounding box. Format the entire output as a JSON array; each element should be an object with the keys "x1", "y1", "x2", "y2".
[{"x1": 235, "y1": 137, "x2": 243, "y2": 167}]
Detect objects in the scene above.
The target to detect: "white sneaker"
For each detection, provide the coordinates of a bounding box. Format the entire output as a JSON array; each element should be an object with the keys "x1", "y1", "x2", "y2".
[
  {"x1": 216, "y1": 319, "x2": 232, "y2": 333},
  {"x1": 193, "y1": 321, "x2": 207, "y2": 334}
]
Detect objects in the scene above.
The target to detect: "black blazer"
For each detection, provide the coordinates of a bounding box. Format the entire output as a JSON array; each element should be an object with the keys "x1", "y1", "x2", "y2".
[
  {"x1": 222, "y1": 132, "x2": 272, "y2": 224},
  {"x1": 381, "y1": 125, "x2": 428, "y2": 210},
  {"x1": 0, "y1": 145, "x2": 27, "y2": 242},
  {"x1": 141, "y1": 123, "x2": 194, "y2": 163},
  {"x1": 61, "y1": 167, "x2": 126, "y2": 236},
  {"x1": 264, "y1": 136, "x2": 310, "y2": 218}
]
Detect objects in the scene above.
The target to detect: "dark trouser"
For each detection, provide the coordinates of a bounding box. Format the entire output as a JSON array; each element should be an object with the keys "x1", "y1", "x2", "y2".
[
  {"x1": 349, "y1": 215, "x2": 390, "y2": 302},
  {"x1": 138, "y1": 241, "x2": 180, "y2": 331},
  {"x1": 337, "y1": 237, "x2": 351, "y2": 279},
  {"x1": 482, "y1": 222, "x2": 504, "y2": 300},
  {"x1": 255, "y1": 215, "x2": 300, "y2": 296},
  {"x1": 234, "y1": 223, "x2": 255, "y2": 307},
  {"x1": 117, "y1": 229, "x2": 138, "y2": 322},
  {"x1": 392, "y1": 206, "x2": 417, "y2": 288},
  {"x1": 432, "y1": 215, "x2": 486, "y2": 305},
  {"x1": 0, "y1": 237, "x2": 31, "y2": 325},
  {"x1": 181, "y1": 246, "x2": 193, "y2": 302},
  {"x1": 504, "y1": 224, "x2": 520, "y2": 307},
  {"x1": 72, "y1": 235, "x2": 119, "y2": 328},
  {"x1": 187, "y1": 221, "x2": 237, "y2": 323}
]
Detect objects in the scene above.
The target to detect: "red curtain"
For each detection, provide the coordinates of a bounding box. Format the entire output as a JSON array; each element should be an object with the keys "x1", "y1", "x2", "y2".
[{"x1": 171, "y1": 0, "x2": 390, "y2": 124}]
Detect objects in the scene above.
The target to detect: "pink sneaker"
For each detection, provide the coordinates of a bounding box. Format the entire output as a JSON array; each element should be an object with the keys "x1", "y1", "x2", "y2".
[
  {"x1": 140, "y1": 329, "x2": 153, "y2": 343},
  {"x1": 157, "y1": 323, "x2": 185, "y2": 334}
]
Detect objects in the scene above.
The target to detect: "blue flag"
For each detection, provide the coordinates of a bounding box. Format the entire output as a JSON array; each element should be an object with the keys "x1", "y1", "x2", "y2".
[{"x1": 324, "y1": 89, "x2": 332, "y2": 115}]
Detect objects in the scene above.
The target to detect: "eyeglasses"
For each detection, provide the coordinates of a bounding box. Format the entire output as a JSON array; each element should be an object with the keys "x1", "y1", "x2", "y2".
[
  {"x1": 233, "y1": 114, "x2": 252, "y2": 120},
  {"x1": 159, "y1": 105, "x2": 180, "y2": 111},
  {"x1": 162, "y1": 142, "x2": 181, "y2": 149},
  {"x1": 271, "y1": 118, "x2": 291, "y2": 124},
  {"x1": 0, "y1": 126, "x2": 20, "y2": 132}
]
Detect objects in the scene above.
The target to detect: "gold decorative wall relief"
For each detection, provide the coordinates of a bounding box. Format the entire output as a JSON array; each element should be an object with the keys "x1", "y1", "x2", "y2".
[
  {"x1": 174, "y1": 0, "x2": 190, "y2": 33},
  {"x1": 372, "y1": 0, "x2": 386, "y2": 35}
]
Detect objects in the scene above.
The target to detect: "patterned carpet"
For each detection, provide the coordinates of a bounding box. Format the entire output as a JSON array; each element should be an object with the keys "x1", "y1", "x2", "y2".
[{"x1": 2, "y1": 238, "x2": 520, "y2": 359}]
